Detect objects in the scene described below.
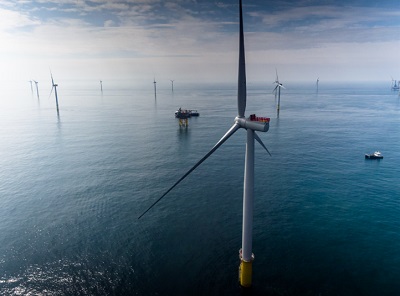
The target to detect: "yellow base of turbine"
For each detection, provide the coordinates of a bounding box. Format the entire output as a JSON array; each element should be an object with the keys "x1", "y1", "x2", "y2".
[
  {"x1": 179, "y1": 118, "x2": 188, "y2": 127},
  {"x1": 238, "y1": 249, "x2": 254, "y2": 288}
]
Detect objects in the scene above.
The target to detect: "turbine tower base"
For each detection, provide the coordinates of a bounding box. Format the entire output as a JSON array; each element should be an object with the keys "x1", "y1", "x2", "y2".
[{"x1": 238, "y1": 249, "x2": 254, "y2": 288}]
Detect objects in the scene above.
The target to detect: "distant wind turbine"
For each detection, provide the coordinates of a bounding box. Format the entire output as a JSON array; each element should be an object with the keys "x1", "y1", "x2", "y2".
[
  {"x1": 391, "y1": 76, "x2": 399, "y2": 91},
  {"x1": 33, "y1": 80, "x2": 40, "y2": 100},
  {"x1": 153, "y1": 77, "x2": 157, "y2": 100},
  {"x1": 100, "y1": 80, "x2": 103, "y2": 94},
  {"x1": 49, "y1": 72, "x2": 60, "y2": 114},
  {"x1": 170, "y1": 79, "x2": 174, "y2": 92},
  {"x1": 273, "y1": 69, "x2": 285, "y2": 118},
  {"x1": 28, "y1": 80, "x2": 33, "y2": 95},
  {"x1": 139, "y1": 0, "x2": 271, "y2": 288},
  {"x1": 316, "y1": 77, "x2": 319, "y2": 93}
]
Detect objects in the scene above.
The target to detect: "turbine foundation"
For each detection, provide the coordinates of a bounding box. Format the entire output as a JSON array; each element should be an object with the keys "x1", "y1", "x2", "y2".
[{"x1": 239, "y1": 249, "x2": 254, "y2": 287}]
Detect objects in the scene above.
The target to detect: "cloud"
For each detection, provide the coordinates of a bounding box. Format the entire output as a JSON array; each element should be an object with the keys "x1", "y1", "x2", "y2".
[
  {"x1": 249, "y1": 5, "x2": 400, "y2": 44},
  {"x1": 0, "y1": 1, "x2": 399, "y2": 85},
  {"x1": 0, "y1": 8, "x2": 41, "y2": 31}
]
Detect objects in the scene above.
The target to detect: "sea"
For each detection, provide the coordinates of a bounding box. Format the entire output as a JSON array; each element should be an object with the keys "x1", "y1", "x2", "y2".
[{"x1": 0, "y1": 81, "x2": 399, "y2": 295}]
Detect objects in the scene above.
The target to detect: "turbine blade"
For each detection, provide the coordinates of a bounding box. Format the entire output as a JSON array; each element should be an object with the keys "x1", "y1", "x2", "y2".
[
  {"x1": 50, "y1": 69, "x2": 55, "y2": 86},
  {"x1": 237, "y1": 0, "x2": 246, "y2": 117},
  {"x1": 272, "y1": 85, "x2": 278, "y2": 93},
  {"x1": 254, "y1": 132, "x2": 271, "y2": 156},
  {"x1": 48, "y1": 86, "x2": 54, "y2": 99},
  {"x1": 138, "y1": 123, "x2": 240, "y2": 219}
]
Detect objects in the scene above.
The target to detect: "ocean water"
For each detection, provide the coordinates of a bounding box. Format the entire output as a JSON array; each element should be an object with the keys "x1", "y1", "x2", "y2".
[{"x1": 0, "y1": 81, "x2": 399, "y2": 295}]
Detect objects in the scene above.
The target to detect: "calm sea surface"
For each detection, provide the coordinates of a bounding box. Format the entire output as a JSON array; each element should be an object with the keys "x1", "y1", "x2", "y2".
[{"x1": 1, "y1": 81, "x2": 399, "y2": 295}]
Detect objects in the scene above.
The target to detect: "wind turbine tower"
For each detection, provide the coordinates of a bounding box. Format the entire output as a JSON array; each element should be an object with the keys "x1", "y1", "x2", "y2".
[
  {"x1": 100, "y1": 80, "x2": 103, "y2": 94},
  {"x1": 50, "y1": 73, "x2": 60, "y2": 114},
  {"x1": 139, "y1": 0, "x2": 271, "y2": 287},
  {"x1": 273, "y1": 69, "x2": 285, "y2": 118},
  {"x1": 170, "y1": 80, "x2": 174, "y2": 92},
  {"x1": 153, "y1": 78, "x2": 157, "y2": 100},
  {"x1": 33, "y1": 80, "x2": 40, "y2": 99},
  {"x1": 316, "y1": 77, "x2": 319, "y2": 93}
]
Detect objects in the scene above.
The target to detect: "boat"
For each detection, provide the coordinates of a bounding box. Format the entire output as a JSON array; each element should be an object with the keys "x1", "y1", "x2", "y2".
[
  {"x1": 365, "y1": 151, "x2": 383, "y2": 159},
  {"x1": 175, "y1": 108, "x2": 200, "y2": 119}
]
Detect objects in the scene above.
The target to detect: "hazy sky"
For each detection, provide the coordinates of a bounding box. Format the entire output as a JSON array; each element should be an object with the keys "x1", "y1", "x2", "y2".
[{"x1": 1, "y1": 0, "x2": 399, "y2": 87}]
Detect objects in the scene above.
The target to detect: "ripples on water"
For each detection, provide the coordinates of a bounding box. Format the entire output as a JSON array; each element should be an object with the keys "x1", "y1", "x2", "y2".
[{"x1": 0, "y1": 83, "x2": 399, "y2": 295}]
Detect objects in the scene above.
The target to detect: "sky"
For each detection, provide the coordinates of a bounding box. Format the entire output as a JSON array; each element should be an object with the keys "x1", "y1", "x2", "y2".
[{"x1": 1, "y1": 0, "x2": 400, "y2": 88}]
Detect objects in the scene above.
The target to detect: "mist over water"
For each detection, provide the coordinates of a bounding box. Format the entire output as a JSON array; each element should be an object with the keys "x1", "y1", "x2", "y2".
[{"x1": 1, "y1": 82, "x2": 399, "y2": 295}]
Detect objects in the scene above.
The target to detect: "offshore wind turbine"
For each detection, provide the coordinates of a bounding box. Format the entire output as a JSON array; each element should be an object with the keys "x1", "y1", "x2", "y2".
[
  {"x1": 153, "y1": 77, "x2": 157, "y2": 100},
  {"x1": 139, "y1": 0, "x2": 271, "y2": 287},
  {"x1": 100, "y1": 80, "x2": 103, "y2": 94},
  {"x1": 170, "y1": 80, "x2": 174, "y2": 92},
  {"x1": 33, "y1": 80, "x2": 40, "y2": 99},
  {"x1": 49, "y1": 72, "x2": 60, "y2": 114},
  {"x1": 273, "y1": 69, "x2": 285, "y2": 118},
  {"x1": 391, "y1": 76, "x2": 399, "y2": 91},
  {"x1": 316, "y1": 77, "x2": 319, "y2": 93}
]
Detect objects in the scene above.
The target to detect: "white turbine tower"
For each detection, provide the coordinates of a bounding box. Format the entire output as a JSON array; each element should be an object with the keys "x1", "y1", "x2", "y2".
[
  {"x1": 170, "y1": 79, "x2": 174, "y2": 92},
  {"x1": 273, "y1": 69, "x2": 285, "y2": 118},
  {"x1": 49, "y1": 72, "x2": 59, "y2": 114},
  {"x1": 33, "y1": 80, "x2": 40, "y2": 99},
  {"x1": 139, "y1": 0, "x2": 271, "y2": 287},
  {"x1": 100, "y1": 80, "x2": 103, "y2": 94}
]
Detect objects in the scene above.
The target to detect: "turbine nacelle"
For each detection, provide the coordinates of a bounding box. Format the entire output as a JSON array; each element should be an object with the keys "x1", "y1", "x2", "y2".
[{"x1": 235, "y1": 116, "x2": 269, "y2": 132}]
